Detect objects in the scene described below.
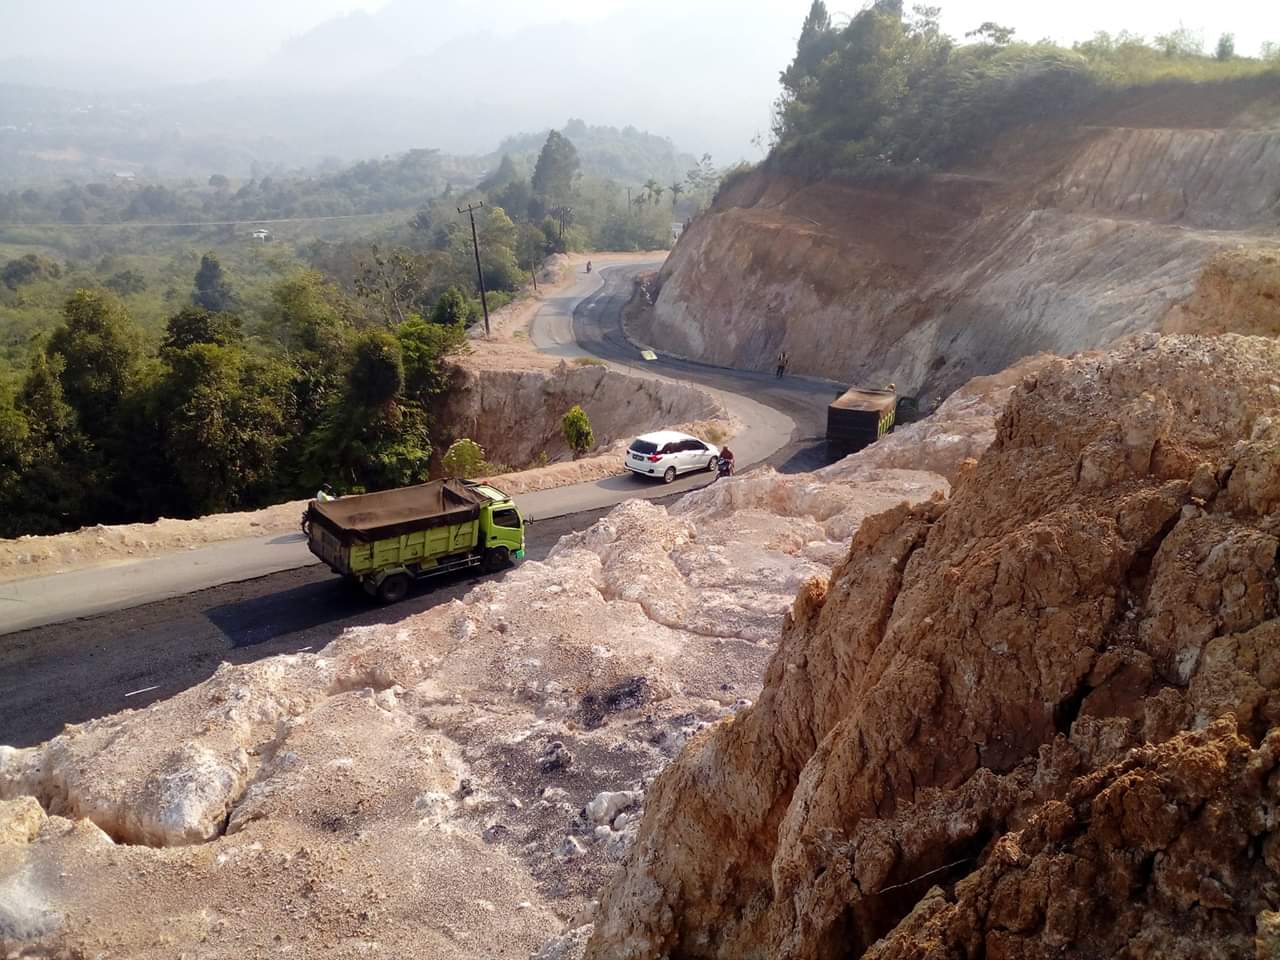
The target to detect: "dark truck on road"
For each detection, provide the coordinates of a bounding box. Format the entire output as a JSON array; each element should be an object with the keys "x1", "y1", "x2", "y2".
[
  {"x1": 305, "y1": 479, "x2": 526, "y2": 603},
  {"x1": 826, "y1": 386, "x2": 897, "y2": 458}
]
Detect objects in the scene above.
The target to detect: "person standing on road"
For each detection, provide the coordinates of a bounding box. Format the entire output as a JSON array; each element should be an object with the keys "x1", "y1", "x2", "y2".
[{"x1": 776, "y1": 350, "x2": 789, "y2": 378}]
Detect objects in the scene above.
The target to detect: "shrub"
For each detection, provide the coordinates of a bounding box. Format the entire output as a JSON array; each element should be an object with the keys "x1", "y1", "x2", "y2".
[
  {"x1": 441, "y1": 438, "x2": 489, "y2": 478},
  {"x1": 561, "y1": 404, "x2": 595, "y2": 458}
]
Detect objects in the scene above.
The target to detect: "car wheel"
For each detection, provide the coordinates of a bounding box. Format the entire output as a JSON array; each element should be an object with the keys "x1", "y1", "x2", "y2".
[
  {"x1": 377, "y1": 573, "x2": 412, "y2": 604},
  {"x1": 483, "y1": 546, "x2": 511, "y2": 573},
  {"x1": 663, "y1": 466, "x2": 677, "y2": 484},
  {"x1": 706, "y1": 456, "x2": 717, "y2": 472}
]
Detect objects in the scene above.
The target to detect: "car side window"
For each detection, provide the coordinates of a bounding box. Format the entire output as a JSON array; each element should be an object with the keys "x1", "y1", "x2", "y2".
[
  {"x1": 660, "y1": 443, "x2": 675, "y2": 455},
  {"x1": 690, "y1": 441, "x2": 707, "y2": 452},
  {"x1": 492, "y1": 508, "x2": 520, "y2": 529}
]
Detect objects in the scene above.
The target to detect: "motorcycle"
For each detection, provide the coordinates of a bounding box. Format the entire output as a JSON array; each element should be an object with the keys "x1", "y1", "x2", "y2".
[
  {"x1": 715, "y1": 456, "x2": 735, "y2": 481},
  {"x1": 585, "y1": 261, "x2": 593, "y2": 274}
]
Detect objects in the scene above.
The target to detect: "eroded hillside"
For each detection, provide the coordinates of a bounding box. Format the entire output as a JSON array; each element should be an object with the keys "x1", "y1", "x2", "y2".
[
  {"x1": 639, "y1": 78, "x2": 1280, "y2": 398},
  {"x1": 586, "y1": 334, "x2": 1280, "y2": 959}
]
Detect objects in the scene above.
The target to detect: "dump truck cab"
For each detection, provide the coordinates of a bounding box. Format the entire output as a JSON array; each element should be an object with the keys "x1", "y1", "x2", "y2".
[
  {"x1": 469, "y1": 482, "x2": 526, "y2": 561},
  {"x1": 305, "y1": 479, "x2": 526, "y2": 603}
]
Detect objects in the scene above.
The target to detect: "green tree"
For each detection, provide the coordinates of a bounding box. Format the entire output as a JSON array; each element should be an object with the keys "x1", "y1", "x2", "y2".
[
  {"x1": 159, "y1": 344, "x2": 292, "y2": 512},
  {"x1": 441, "y1": 438, "x2": 489, "y2": 478},
  {"x1": 431, "y1": 286, "x2": 470, "y2": 327},
  {"x1": 1155, "y1": 27, "x2": 1203, "y2": 57},
  {"x1": 6, "y1": 353, "x2": 88, "y2": 534},
  {"x1": 966, "y1": 21, "x2": 1016, "y2": 45},
  {"x1": 480, "y1": 154, "x2": 522, "y2": 192},
  {"x1": 516, "y1": 222, "x2": 549, "y2": 272},
  {"x1": 347, "y1": 330, "x2": 404, "y2": 408},
  {"x1": 307, "y1": 330, "x2": 431, "y2": 493},
  {"x1": 47, "y1": 289, "x2": 139, "y2": 442},
  {"x1": 669, "y1": 180, "x2": 685, "y2": 210},
  {"x1": 561, "y1": 404, "x2": 595, "y2": 458},
  {"x1": 2, "y1": 254, "x2": 61, "y2": 291},
  {"x1": 208, "y1": 174, "x2": 231, "y2": 190},
  {"x1": 531, "y1": 131, "x2": 581, "y2": 205},
  {"x1": 1215, "y1": 33, "x2": 1235, "y2": 60},
  {"x1": 104, "y1": 269, "x2": 146, "y2": 296},
  {"x1": 781, "y1": 0, "x2": 836, "y2": 95},
  {"x1": 397, "y1": 312, "x2": 466, "y2": 400},
  {"x1": 193, "y1": 252, "x2": 236, "y2": 312},
  {"x1": 163, "y1": 307, "x2": 243, "y2": 352}
]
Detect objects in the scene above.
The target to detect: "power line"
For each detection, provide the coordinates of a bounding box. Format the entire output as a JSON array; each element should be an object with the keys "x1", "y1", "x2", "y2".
[{"x1": 0, "y1": 210, "x2": 406, "y2": 230}]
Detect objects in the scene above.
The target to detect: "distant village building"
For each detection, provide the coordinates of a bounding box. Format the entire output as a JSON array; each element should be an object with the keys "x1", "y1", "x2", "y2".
[
  {"x1": 671, "y1": 221, "x2": 685, "y2": 242},
  {"x1": 113, "y1": 171, "x2": 136, "y2": 181},
  {"x1": 252, "y1": 228, "x2": 271, "y2": 242}
]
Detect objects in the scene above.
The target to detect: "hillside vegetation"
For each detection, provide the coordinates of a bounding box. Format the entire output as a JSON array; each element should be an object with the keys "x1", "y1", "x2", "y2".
[{"x1": 770, "y1": 0, "x2": 1280, "y2": 179}]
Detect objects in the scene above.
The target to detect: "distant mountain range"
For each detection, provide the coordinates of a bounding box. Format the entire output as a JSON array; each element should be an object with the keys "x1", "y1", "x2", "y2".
[{"x1": 0, "y1": 0, "x2": 804, "y2": 181}]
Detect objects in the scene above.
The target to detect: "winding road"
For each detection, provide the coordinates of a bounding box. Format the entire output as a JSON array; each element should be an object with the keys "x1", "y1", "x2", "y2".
[{"x1": 0, "y1": 256, "x2": 840, "y2": 746}]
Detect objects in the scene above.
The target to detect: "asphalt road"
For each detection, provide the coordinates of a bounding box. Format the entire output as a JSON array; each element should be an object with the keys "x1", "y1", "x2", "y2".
[
  {"x1": 0, "y1": 258, "x2": 842, "y2": 748},
  {"x1": 0, "y1": 506, "x2": 622, "y2": 748},
  {"x1": 571, "y1": 263, "x2": 843, "y2": 474}
]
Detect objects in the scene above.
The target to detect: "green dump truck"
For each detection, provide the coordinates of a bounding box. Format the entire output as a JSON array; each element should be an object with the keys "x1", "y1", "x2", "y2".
[
  {"x1": 827, "y1": 386, "x2": 897, "y2": 458},
  {"x1": 305, "y1": 479, "x2": 526, "y2": 603}
]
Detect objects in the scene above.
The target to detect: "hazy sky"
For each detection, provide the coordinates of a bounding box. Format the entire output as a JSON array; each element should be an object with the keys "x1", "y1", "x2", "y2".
[{"x1": 3, "y1": 0, "x2": 1277, "y2": 75}]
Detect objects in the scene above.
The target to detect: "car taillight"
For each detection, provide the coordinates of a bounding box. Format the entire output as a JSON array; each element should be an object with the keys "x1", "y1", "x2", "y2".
[{"x1": 647, "y1": 454, "x2": 661, "y2": 462}]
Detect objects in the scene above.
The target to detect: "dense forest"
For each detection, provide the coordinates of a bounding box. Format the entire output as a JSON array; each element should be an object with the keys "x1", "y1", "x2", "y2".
[
  {"x1": 0, "y1": 126, "x2": 728, "y2": 537},
  {"x1": 769, "y1": 0, "x2": 1280, "y2": 179}
]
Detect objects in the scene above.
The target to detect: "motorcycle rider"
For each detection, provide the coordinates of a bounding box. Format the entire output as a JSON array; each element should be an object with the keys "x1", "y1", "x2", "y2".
[{"x1": 716, "y1": 446, "x2": 735, "y2": 478}]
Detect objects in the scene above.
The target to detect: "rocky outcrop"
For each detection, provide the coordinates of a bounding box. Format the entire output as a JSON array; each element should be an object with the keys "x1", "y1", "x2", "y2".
[
  {"x1": 639, "y1": 78, "x2": 1280, "y2": 398},
  {"x1": 586, "y1": 334, "x2": 1280, "y2": 960}
]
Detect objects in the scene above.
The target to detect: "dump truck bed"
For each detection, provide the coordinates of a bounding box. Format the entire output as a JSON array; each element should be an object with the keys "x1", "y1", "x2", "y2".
[
  {"x1": 308, "y1": 479, "x2": 486, "y2": 545},
  {"x1": 827, "y1": 386, "x2": 897, "y2": 457}
]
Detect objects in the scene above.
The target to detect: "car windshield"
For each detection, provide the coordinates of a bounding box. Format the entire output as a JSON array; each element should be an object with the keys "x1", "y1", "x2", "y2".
[{"x1": 630, "y1": 440, "x2": 658, "y2": 455}]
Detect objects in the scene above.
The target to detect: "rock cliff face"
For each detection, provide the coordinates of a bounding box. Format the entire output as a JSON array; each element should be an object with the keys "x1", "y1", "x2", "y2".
[
  {"x1": 437, "y1": 361, "x2": 724, "y2": 468},
  {"x1": 639, "y1": 78, "x2": 1280, "y2": 398},
  {"x1": 586, "y1": 334, "x2": 1280, "y2": 960}
]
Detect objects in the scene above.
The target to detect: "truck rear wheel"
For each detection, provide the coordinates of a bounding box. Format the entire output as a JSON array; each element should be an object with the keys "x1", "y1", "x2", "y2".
[
  {"x1": 377, "y1": 573, "x2": 412, "y2": 604},
  {"x1": 483, "y1": 546, "x2": 511, "y2": 573}
]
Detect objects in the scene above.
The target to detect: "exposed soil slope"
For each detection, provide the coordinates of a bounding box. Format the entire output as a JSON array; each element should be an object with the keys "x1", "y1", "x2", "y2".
[
  {"x1": 640, "y1": 77, "x2": 1280, "y2": 398},
  {"x1": 586, "y1": 333, "x2": 1280, "y2": 960}
]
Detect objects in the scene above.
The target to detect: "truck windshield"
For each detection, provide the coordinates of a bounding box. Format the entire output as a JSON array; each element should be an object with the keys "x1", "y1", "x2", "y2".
[{"x1": 492, "y1": 508, "x2": 520, "y2": 529}]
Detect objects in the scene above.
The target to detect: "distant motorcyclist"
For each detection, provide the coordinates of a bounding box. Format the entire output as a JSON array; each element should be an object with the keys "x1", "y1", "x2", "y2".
[
  {"x1": 716, "y1": 447, "x2": 735, "y2": 479},
  {"x1": 316, "y1": 483, "x2": 336, "y2": 502},
  {"x1": 586, "y1": 260, "x2": 593, "y2": 273}
]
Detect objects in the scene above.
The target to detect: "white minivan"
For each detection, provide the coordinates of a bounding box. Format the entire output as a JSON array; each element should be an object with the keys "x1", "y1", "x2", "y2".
[{"x1": 625, "y1": 430, "x2": 720, "y2": 484}]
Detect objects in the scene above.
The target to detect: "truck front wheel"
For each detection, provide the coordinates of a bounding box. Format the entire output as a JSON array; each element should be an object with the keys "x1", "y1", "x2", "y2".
[
  {"x1": 377, "y1": 573, "x2": 412, "y2": 604},
  {"x1": 483, "y1": 546, "x2": 511, "y2": 573}
]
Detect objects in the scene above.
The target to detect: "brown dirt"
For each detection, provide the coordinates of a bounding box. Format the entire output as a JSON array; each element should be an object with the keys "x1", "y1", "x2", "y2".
[{"x1": 586, "y1": 333, "x2": 1280, "y2": 960}]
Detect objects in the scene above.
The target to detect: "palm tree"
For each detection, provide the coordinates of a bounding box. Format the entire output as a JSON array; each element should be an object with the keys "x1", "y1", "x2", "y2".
[
  {"x1": 642, "y1": 178, "x2": 660, "y2": 205},
  {"x1": 669, "y1": 180, "x2": 684, "y2": 210},
  {"x1": 651, "y1": 184, "x2": 665, "y2": 206}
]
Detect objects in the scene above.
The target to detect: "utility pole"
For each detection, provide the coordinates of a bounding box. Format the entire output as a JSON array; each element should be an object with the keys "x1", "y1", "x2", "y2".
[
  {"x1": 626, "y1": 187, "x2": 632, "y2": 218},
  {"x1": 458, "y1": 201, "x2": 491, "y2": 338}
]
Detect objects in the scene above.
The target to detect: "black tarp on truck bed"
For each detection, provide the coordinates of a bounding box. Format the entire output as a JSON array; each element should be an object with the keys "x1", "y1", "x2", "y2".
[
  {"x1": 827, "y1": 387, "x2": 897, "y2": 456},
  {"x1": 308, "y1": 479, "x2": 486, "y2": 545}
]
